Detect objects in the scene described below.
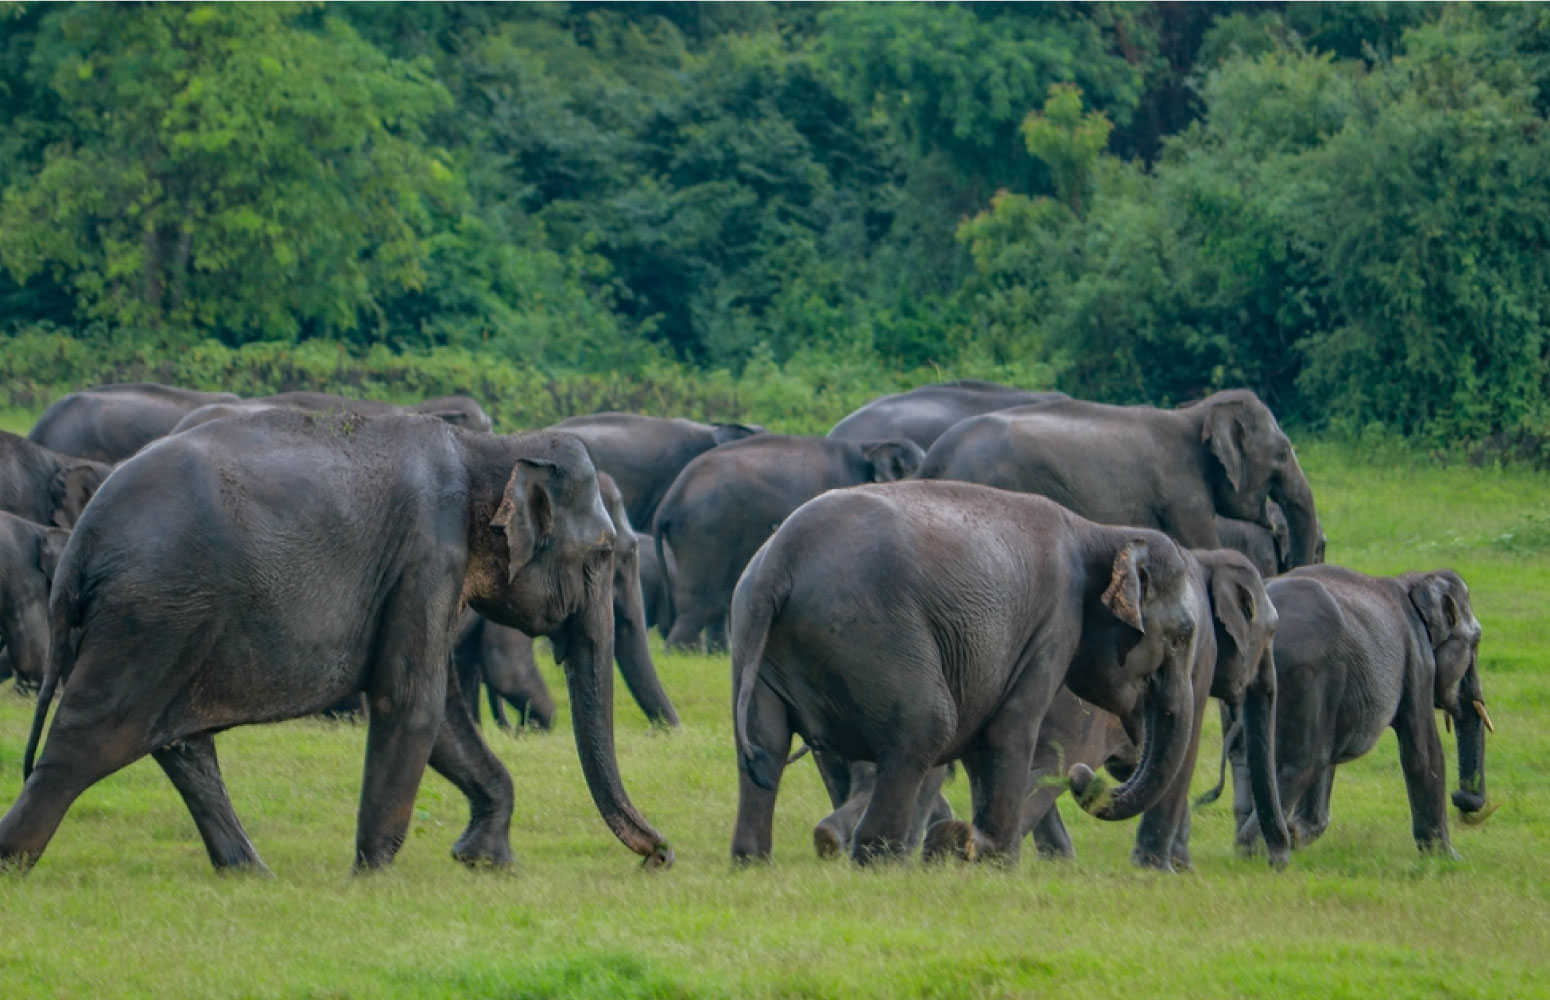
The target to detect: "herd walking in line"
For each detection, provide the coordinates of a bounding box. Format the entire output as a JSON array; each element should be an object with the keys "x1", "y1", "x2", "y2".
[{"x1": 0, "y1": 379, "x2": 1492, "y2": 875}]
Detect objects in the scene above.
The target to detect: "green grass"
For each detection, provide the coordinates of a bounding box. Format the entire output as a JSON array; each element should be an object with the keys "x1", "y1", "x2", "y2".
[{"x1": 1, "y1": 440, "x2": 1548, "y2": 998}]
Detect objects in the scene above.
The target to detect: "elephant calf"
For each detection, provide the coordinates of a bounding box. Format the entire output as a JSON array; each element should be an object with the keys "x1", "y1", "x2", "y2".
[
  {"x1": 0, "y1": 431, "x2": 112, "y2": 529},
  {"x1": 730, "y1": 481, "x2": 1204, "y2": 866},
  {"x1": 1232, "y1": 565, "x2": 1491, "y2": 857},
  {"x1": 654, "y1": 434, "x2": 924, "y2": 652},
  {"x1": 0, "y1": 512, "x2": 71, "y2": 689}
]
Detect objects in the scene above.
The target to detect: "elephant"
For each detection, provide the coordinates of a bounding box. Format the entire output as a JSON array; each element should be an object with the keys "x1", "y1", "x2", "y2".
[
  {"x1": 455, "y1": 471, "x2": 680, "y2": 729},
  {"x1": 0, "y1": 431, "x2": 113, "y2": 529},
  {"x1": 0, "y1": 512, "x2": 71, "y2": 689},
  {"x1": 550, "y1": 412, "x2": 763, "y2": 530},
  {"x1": 453, "y1": 613, "x2": 557, "y2": 731},
  {"x1": 809, "y1": 548, "x2": 1291, "y2": 871},
  {"x1": 1229, "y1": 565, "x2": 1490, "y2": 858},
  {"x1": 918, "y1": 389, "x2": 1321, "y2": 569},
  {"x1": 729, "y1": 481, "x2": 1203, "y2": 866},
  {"x1": 652, "y1": 435, "x2": 925, "y2": 652},
  {"x1": 0, "y1": 410, "x2": 672, "y2": 873},
  {"x1": 827, "y1": 380, "x2": 1068, "y2": 449},
  {"x1": 27, "y1": 382, "x2": 240, "y2": 462},
  {"x1": 171, "y1": 393, "x2": 493, "y2": 436}
]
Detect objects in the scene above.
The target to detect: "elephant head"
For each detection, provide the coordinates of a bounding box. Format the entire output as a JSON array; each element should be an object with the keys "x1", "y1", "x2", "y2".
[
  {"x1": 711, "y1": 422, "x2": 764, "y2": 445},
  {"x1": 1197, "y1": 391, "x2": 1320, "y2": 569},
  {"x1": 861, "y1": 439, "x2": 926, "y2": 482},
  {"x1": 50, "y1": 460, "x2": 110, "y2": 528},
  {"x1": 1066, "y1": 535, "x2": 1200, "y2": 822},
  {"x1": 1200, "y1": 550, "x2": 1291, "y2": 867},
  {"x1": 470, "y1": 432, "x2": 671, "y2": 867},
  {"x1": 597, "y1": 473, "x2": 679, "y2": 727},
  {"x1": 1408, "y1": 570, "x2": 1490, "y2": 818}
]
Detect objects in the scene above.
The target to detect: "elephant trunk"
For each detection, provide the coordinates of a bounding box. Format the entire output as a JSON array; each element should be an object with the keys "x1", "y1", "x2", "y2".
[
  {"x1": 614, "y1": 562, "x2": 680, "y2": 727},
  {"x1": 556, "y1": 564, "x2": 674, "y2": 867},
  {"x1": 1243, "y1": 650, "x2": 1291, "y2": 868},
  {"x1": 1452, "y1": 655, "x2": 1489, "y2": 816},
  {"x1": 1272, "y1": 456, "x2": 1321, "y2": 569},
  {"x1": 1070, "y1": 644, "x2": 1195, "y2": 822}
]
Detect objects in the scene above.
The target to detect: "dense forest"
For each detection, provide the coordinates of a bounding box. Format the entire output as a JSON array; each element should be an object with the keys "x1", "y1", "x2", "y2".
[{"x1": 1, "y1": 2, "x2": 1547, "y2": 448}]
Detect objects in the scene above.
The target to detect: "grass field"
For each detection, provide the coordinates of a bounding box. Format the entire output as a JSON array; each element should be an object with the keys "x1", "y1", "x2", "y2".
[{"x1": 1, "y1": 440, "x2": 1547, "y2": 999}]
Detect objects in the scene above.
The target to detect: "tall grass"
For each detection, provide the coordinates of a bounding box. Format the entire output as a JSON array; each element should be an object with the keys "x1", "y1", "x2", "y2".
[{"x1": 0, "y1": 440, "x2": 1546, "y2": 998}]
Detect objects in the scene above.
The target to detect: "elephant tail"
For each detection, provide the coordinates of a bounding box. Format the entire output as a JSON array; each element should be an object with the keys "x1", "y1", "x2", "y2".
[
  {"x1": 24, "y1": 545, "x2": 85, "y2": 779},
  {"x1": 652, "y1": 525, "x2": 677, "y2": 638},
  {"x1": 1195, "y1": 715, "x2": 1241, "y2": 808},
  {"x1": 731, "y1": 542, "x2": 789, "y2": 791}
]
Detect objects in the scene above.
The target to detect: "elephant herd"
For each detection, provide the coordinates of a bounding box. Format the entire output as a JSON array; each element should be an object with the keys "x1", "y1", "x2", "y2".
[{"x1": 0, "y1": 378, "x2": 1492, "y2": 879}]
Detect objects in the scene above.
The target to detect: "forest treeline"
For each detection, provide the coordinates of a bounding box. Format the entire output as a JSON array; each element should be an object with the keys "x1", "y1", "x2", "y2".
[{"x1": 1, "y1": 2, "x2": 1547, "y2": 449}]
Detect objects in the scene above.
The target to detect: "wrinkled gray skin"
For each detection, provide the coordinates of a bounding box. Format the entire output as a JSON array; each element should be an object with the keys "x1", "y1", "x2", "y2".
[
  {"x1": 28, "y1": 382, "x2": 240, "y2": 462},
  {"x1": 457, "y1": 472, "x2": 679, "y2": 729},
  {"x1": 812, "y1": 549, "x2": 1291, "y2": 871},
  {"x1": 0, "y1": 412, "x2": 671, "y2": 873},
  {"x1": 827, "y1": 380, "x2": 1069, "y2": 450},
  {"x1": 0, "y1": 431, "x2": 113, "y2": 529},
  {"x1": 172, "y1": 393, "x2": 492, "y2": 435},
  {"x1": 729, "y1": 482, "x2": 1202, "y2": 866},
  {"x1": 1215, "y1": 500, "x2": 1328, "y2": 577},
  {"x1": 552, "y1": 412, "x2": 764, "y2": 530},
  {"x1": 0, "y1": 512, "x2": 71, "y2": 689},
  {"x1": 654, "y1": 435, "x2": 925, "y2": 652},
  {"x1": 919, "y1": 389, "x2": 1321, "y2": 570},
  {"x1": 1231, "y1": 565, "x2": 1488, "y2": 858}
]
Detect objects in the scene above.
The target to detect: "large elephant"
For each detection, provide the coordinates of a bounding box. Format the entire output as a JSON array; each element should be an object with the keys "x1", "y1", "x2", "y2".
[
  {"x1": 550, "y1": 412, "x2": 763, "y2": 530},
  {"x1": 918, "y1": 389, "x2": 1321, "y2": 568},
  {"x1": 653, "y1": 435, "x2": 924, "y2": 651},
  {"x1": 0, "y1": 412, "x2": 671, "y2": 873},
  {"x1": 810, "y1": 548, "x2": 1291, "y2": 871},
  {"x1": 827, "y1": 380, "x2": 1067, "y2": 449},
  {"x1": 0, "y1": 512, "x2": 71, "y2": 688},
  {"x1": 729, "y1": 481, "x2": 1202, "y2": 865},
  {"x1": 0, "y1": 431, "x2": 113, "y2": 529},
  {"x1": 456, "y1": 472, "x2": 679, "y2": 729},
  {"x1": 171, "y1": 393, "x2": 492, "y2": 435},
  {"x1": 27, "y1": 382, "x2": 240, "y2": 462},
  {"x1": 1231, "y1": 565, "x2": 1490, "y2": 858}
]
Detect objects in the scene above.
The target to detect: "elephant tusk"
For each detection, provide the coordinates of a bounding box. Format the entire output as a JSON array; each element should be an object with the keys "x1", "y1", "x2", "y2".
[{"x1": 1473, "y1": 699, "x2": 1496, "y2": 734}]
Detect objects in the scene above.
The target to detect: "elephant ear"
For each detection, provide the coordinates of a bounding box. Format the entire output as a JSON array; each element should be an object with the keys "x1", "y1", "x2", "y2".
[
  {"x1": 1408, "y1": 573, "x2": 1462, "y2": 648},
  {"x1": 1202, "y1": 399, "x2": 1250, "y2": 493},
  {"x1": 1209, "y1": 559, "x2": 1267, "y2": 655},
  {"x1": 595, "y1": 472, "x2": 633, "y2": 534},
  {"x1": 490, "y1": 458, "x2": 560, "y2": 582},
  {"x1": 1102, "y1": 539, "x2": 1148, "y2": 633},
  {"x1": 50, "y1": 463, "x2": 104, "y2": 528},
  {"x1": 862, "y1": 440, "x2": 925, "y2": 482}
]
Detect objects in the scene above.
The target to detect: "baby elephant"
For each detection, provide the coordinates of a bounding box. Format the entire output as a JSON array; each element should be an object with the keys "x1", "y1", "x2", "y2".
[
  {"x1": 1232, "y1": 565, "x2": 1490, "y2": 857},
  {"x1": 0, "y1": 512, "x2": 71, "y2": 688}
]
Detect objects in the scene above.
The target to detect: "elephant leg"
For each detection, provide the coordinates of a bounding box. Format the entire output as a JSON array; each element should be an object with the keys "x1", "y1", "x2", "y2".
[
  {"x1": 1289, "y1": 765, "x2": 1336, "y2": 848},
  {"x1": 813, "y1": 759, "x2": 874, "y2": 859},
  {"x1": 1031, "y1": 804, "x2": 1076, "y2": 861},
  {"x1": 926, "y1": 723, "x2": 1036, "y2": 866},
  {"x1": 1394, "y1": 707, "x2": 1454, "y2": 856},
  {"x1": 427, "y1": 678, "x2": 515, "y2": 869},
  {"x1": 849, "y1": 754, "x2": 934, "y2": 865},
  {"x1": 354, "y1": 605, "x2": 450, "y2": 871},
  {"x1": 704, "y1": 614, "x2": 729, "y2": 655},
  {"x1": 1238, "y1": 761, "x2": 1319, "y2": 856},
  {"x1": 1170, "y1": 808, "x2": 1193, "y2": 871},
  {"x1": 152, "y1": 733, "x2": 269, "y2": 873},
  {"x1": 482, "y1": 627, "x2": 554, "y2": 730},
  {"x1": 1226, "y1": 708, "x2": 1254, "y2": 834},
  {"x1": 812, "y1": 749, "x2": 856, "y2": 809},
  {"x1": 0, "y1": 691, "x2": 153, "y2": 869},
  {"x1": 903, "y1": 765, "x2": 951, "y2": 852},
  {"x1": 485, "y1": 683, "x2": 510, "y2": 731},
  {"x1": 731, "y1": 680, "x2": 792, "y2": 863},
  {"x1": 1132, "y1": 679, "x2": 1211, "y2": 872},
  {"x1": 666, "y1": 606, "x2": 716, "y2": 652}
]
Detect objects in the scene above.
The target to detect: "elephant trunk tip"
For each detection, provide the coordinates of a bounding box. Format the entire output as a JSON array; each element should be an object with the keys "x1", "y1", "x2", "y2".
[
  {"x1": 641, "y1": 843, "x2": 675, "y2": 870},
  {"x1": 1068, "y1": 763, "x2": 1113, "y2": 816}
]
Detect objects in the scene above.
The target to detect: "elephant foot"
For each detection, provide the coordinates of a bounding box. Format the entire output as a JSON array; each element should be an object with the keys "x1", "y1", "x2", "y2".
[
  {"x1": 921, "y1": 819, "x2": 1001, "y2": 864},
  {"x1": 451, "y1": 828, "x2": 516, "y2": 870},
  {"x1": 813, "y1": 821, "x2": 847, "y2": 860},
  {"x1": 1035, "y1": 840, "x2": 1075, "y2": 862},
  {"x1": 1129, "y1": 846, "x2": 1178, "y2": 873},
  {"x1": 1416, "y1": 838, "x2": 1462, "y2": 861}
]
